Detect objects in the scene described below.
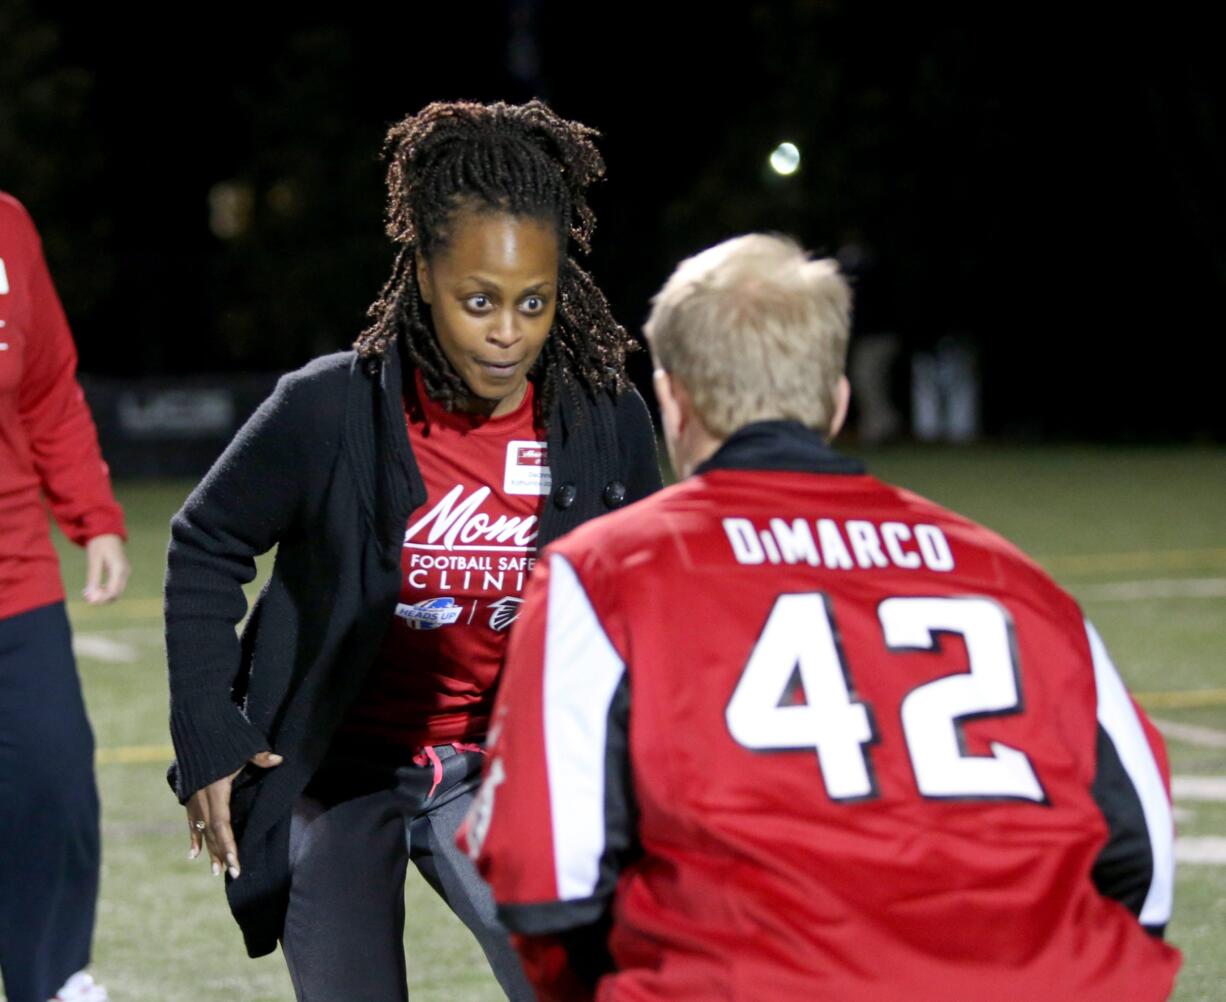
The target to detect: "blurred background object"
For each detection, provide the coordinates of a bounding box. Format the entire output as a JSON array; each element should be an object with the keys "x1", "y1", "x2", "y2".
[{"x1": 2, "y1": 1, "x2": 1224, "y2": 474}]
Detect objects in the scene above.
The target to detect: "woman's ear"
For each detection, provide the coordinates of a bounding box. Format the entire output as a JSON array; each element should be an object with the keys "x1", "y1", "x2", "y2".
[{"x1": 415, "y1": 249, "x2": 433, "y2": 305}]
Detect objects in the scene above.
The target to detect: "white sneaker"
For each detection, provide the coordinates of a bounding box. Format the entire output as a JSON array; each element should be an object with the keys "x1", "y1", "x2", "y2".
[{"x1": 50, "y1": 970, "x2": 109, "y2": 1001}]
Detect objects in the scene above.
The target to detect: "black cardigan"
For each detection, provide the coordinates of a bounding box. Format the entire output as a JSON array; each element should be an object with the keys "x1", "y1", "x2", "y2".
[{"x1": 164, "y1": 338, "x2": 662, "y2": 956}]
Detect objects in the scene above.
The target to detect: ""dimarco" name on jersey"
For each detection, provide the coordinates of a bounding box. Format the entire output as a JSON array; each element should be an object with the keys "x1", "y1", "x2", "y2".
[{"x1": 723, "y1": 517, "x2": 954, "y2": 572}]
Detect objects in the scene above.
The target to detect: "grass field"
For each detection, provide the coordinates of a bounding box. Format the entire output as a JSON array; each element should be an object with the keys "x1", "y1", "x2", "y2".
[{"x1": 14, "y1": 444, "x2": 1225, "y2": 1001}]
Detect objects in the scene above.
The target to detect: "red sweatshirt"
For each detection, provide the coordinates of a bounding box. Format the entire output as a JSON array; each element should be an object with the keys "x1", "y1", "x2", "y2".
[{"x1": 0, "y1": 193, "x2": 126, "y2": 620}]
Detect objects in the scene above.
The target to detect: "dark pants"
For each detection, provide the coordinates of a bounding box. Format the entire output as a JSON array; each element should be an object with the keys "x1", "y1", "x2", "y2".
[
  {"x1": 0, "y1": 602, "x2": 99, "y2": 1002},
  {"x1": 282, "y1": 743, "x2": 533, "y2": 1002}
]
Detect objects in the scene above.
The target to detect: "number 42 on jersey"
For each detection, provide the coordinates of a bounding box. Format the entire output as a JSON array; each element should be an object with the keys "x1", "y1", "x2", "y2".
[{"x1": 726, "y1": 594, "x2": 1047, "y2": 804}]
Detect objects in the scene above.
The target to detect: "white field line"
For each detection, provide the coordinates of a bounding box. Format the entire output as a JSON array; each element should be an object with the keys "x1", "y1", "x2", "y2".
[
  {"x1": 1175, "y1": 837, "x2": 1226, "y2": 865},
  {"x1": 73, "y1": 633, "x2": 138, "y2": 663},
  {"x1": 1153, "y1": 718, "x2": 1226, "y2": 750},
  {"x1": 70, "y1": 625, "x2": 162, "y2": 640},
  {"x1": 1075, "y1": 577, "x2": 1226, "y2": 602},
  {"x1": 66, "y1": 595, "x2": 165, "y2": 620},
  {"x1": 1172, "y1": 776, "x2": 1226, "y2": 801}
]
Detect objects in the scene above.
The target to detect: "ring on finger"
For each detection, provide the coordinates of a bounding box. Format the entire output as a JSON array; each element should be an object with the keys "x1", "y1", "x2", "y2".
[{"x1": 193, "y1": 819, "x2": 208, "y2": 832}]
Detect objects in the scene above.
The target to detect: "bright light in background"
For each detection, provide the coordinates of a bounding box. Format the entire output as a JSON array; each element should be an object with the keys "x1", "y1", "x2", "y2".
[
  {"x1": 207, "y1": 180, "x2": 254, "y2": 239},
  {"x1": 769, "y1": 141, "x2": 801, "y2": 176}
]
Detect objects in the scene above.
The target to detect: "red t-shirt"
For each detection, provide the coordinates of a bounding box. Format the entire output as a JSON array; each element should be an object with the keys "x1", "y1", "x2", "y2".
[
  {"x1": 340, "y1": 370, "x2": 550, "y2": 748},
  {"x1": 0, "y1": 193, "x2": 126, "y2": 620},
  {"x1": 468, "y1": 467, "x2": 1180, "y2": 1002}
]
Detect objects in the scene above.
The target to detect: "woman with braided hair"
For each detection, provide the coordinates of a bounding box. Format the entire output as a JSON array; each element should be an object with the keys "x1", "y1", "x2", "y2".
[{"x1": 164, "y1": 100, "x2": 661, "y2": 999}]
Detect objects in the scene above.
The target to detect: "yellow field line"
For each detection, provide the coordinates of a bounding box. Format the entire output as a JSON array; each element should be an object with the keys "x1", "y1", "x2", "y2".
[
  {"x1": 97, "y1": 744, "x2": 174, "y2": 765},
  {"x1": 95, "y1": 691, "x2": 1226, "y2": 766},
  {"x1": 1039, "y1": 547, "x2": 1226, "y2": 575},
  {"x1": 1135, "y1": 690, "x2": 1226, "y2": 710}
]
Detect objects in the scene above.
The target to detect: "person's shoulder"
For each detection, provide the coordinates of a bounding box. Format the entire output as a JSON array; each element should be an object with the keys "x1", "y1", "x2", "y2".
[
  {"x1": 262, "y1": 351, "x2": 359, "y2": 432},
  {"x1": 0, "y1": 192, "x2": 38, "y2": 249},
  {"x1": 608, "y1": 379, "x2": 652, "y2": 420},
  {"x1": 562, "y1": 376, "x2": 651, "y2": 423},
  {"x1": 886, "y1": 480, "x2": 1028, "y2": 558},
  {"x1": 549, "y1": 479, "x2": 692, "y2": 568},
  {"x1": 881, "y1": 477, "x2": 1076, "y2": 600},
  {"x1": 274, "y1": 350, "x2": 361, "y2": 399},
  {"x1": 284, "y1": 349, "x2": 357, "y2": 384},
  {"x1": 0, "y1": 192, "x2": 31, "y2": 222}
]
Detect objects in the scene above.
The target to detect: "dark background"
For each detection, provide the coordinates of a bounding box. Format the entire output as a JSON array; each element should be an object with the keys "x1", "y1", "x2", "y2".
[{"x1": 3, "y1": 1, "x2": 1223, "y2": 441}]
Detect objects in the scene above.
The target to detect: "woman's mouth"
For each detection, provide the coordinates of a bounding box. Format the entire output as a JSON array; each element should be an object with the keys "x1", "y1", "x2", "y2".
[{"x1": 475, "y1": 358, "x2": 520, "y2": 379}]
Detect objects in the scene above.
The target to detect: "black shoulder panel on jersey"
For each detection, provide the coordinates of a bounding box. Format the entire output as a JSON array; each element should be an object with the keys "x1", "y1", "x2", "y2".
[
  {"x1": 498, "y1": 895, "x2": 610, "y2": 936},
  {"x1": 1090, "y1": 722, "x2": 1156, "y2": 923},
  {"x1": 498, "y1": 673, "x2": 639, "y2": 939},
  {"x1": 559, "y1": 913, "x2": 616, "y2": 988},
  {"x1": 510, "y1": 916, "x2": 616, "y2": 994},
  {"x1": 598, "y1": 671, "x2": 639, "y2": 895}
]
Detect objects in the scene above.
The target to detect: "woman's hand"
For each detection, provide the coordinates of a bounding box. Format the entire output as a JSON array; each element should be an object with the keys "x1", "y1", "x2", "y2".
[
  {"x1": 83, "y1": 533, "x2": 130, "y2": 604},
  {"x1": 185, "y1": 750, "x2": 283, "y2": 878}
]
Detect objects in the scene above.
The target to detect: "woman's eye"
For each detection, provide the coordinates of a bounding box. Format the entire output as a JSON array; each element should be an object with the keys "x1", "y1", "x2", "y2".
[
  {"x1": 465, "y1": 294, "x2": 492, "y2": 311},
  {"x1": 522, "y1": 295, "x2": 545, "y2": 313}
]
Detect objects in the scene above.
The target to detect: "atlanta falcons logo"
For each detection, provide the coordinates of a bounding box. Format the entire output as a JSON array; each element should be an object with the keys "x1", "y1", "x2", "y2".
[{"x1": 488, "y1": 596, "x2": 523, "y2": 632}]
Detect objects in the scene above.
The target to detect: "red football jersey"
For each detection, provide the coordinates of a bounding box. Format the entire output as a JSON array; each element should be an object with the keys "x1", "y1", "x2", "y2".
[
  {"x1": 340, "y1": 371, "x2": 548, "y2": 747},
  {"x1": 465, "y1": 427, "x2": 1180, "y2": 1001}
]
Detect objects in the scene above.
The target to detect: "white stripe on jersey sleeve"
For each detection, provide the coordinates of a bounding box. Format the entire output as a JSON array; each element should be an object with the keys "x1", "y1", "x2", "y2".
[
  {"x1": 544, "y1": 552, "x2": 627, "y2": 901},
  {"x1": 1087, "y1": 620, "x2": 1174, "y2": 926}
]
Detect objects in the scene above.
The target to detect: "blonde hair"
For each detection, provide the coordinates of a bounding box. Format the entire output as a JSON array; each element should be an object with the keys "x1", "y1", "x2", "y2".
[{"x1": 644, "y1": 234, "x2": 852, "y2": 438}]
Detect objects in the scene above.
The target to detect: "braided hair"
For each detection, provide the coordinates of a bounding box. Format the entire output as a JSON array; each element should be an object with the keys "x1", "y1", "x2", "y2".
[{"x1": 354, "y1": 99, "x2": 636, "y2": 418}]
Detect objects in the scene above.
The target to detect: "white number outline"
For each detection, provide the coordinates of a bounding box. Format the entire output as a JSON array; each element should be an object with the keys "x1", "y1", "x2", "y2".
[
  {"x1": 880, "y1": 595, "x2": 1048, "y2": 804},
  {"x1": 725, "y1": 593, "x2": 880, "y2": 802},
  {"x1": 726, "y1": 592, "x2": 1048, "y2": 805}
]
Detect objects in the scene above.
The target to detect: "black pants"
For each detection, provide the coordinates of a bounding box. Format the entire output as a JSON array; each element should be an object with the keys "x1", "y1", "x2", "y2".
[
  {"x1": 0, "y1": 602, "x2": 99, "y2": 1002},
  {"x1": 282, "y1": 743, "x2": 534, "y2": 1001}
]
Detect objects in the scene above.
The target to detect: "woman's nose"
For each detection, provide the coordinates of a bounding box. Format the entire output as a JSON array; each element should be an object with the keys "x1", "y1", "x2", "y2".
[{"x1": 488, "y1": 309, "x2": 521, "y2": 346}]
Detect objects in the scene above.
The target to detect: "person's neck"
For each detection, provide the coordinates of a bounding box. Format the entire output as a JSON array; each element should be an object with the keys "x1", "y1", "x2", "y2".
[
  {"x1": 455, "y1": 379, "x2": 529, "y2": 419},
  {"x1": 455, "y1": 395, "x2": 499, "y2": 418},
  {"x1": 675, "y1": 424, "x2": 724, "y2": 479}
]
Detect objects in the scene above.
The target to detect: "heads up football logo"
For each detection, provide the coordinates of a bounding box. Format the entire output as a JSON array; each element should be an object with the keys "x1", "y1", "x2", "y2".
[{"x1": 395, "y1": 597, "x2": 463, "y2": 630}]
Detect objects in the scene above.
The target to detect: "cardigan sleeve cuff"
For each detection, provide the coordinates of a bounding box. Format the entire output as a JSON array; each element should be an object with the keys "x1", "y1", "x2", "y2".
[{"x1": 169, "y1": 696, "x2": 271, "y2": 803}]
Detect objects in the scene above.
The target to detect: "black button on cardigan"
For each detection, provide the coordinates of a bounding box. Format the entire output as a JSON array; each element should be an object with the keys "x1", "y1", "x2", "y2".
[{"x1": 602, "y1": 480, "x2": 627, "y2": 507}]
